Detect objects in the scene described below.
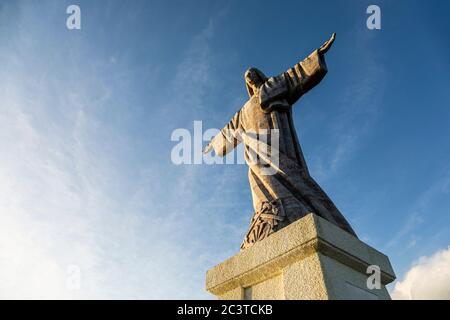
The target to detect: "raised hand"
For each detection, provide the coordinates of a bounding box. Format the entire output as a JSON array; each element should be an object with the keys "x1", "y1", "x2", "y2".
[
  {"x1": 203, "y1": 142, "x2": 213, "y2": 154},
  {"x1": 318, "y1": 33, "x2": 336, "y2": 55}
]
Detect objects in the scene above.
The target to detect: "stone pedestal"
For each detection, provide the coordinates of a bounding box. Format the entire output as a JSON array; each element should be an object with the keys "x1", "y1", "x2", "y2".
[{"x1": 206, "y1": 213, "x2": 396, "y2": 300}]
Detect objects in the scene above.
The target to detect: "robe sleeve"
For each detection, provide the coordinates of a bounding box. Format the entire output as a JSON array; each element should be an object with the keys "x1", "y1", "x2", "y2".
[
  {"x1": 258, "y1": 50, "x2": 328, "y2": 111},
  {"x1": 209, "y1": 110, "x2": 243, "y2": 157},
  {"x1": 285, "y1": 49, "x2": 328, "y2": 104}
]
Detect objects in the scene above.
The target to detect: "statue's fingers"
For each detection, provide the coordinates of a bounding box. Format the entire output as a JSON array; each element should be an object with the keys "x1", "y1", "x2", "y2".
[
  {"x1": 327, "y1": 33, "x2": 336, "y2": 47},
  {"x1": 203, "y1": 143, "x2": 213, "y2": 154},
  {"x1": 330, "y1": 32, "x2": 336, "y2": 42},
  {"x1": 319, "y1": 33, "x2": 336, "y2": 54},
  {"x1": 318, "y1": 43, "x2": 328, "y2": 54}
]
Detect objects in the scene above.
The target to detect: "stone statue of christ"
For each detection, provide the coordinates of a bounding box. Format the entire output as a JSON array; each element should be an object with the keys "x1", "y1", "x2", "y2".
[{"x1": 204, "y1": 33, "x2": 357, "y2": 249}]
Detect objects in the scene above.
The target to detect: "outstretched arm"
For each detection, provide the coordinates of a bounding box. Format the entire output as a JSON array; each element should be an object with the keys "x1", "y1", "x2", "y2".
[
  {"x1": 285, "y1": 33, "x2": 336, "y2": 104},
  {"x1": 203, "y1": 110, "x2": 243, "y2": 157}
]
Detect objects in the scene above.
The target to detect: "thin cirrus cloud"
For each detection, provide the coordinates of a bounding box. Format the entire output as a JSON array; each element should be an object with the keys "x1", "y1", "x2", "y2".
[
  {"x1": 385, "y1": 169, "x2": 450, "y2": 251},
  {"x1": 0, "y1": 1, "x2": 247, "y2": 299},
  {"x1": 308, "y1": 27, "x2": 386, "y2": 182},
  {"x1": 0, "y1": 5, "x2": 210, "y2": 300}
]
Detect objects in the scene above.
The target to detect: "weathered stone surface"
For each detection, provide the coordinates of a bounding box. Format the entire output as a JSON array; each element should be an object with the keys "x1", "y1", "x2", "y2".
[
  {"x1": 205, "y1": 213, "x2": 395, "y2": 300},
  {"x1": 203, "y1": 33, "x2": 357, "y2": 249}
]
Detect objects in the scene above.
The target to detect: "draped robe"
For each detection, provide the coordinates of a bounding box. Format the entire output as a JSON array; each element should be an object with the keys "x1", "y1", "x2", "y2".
[{"x1": 208, "y1": 49, "x2": 357, "y2": 249}]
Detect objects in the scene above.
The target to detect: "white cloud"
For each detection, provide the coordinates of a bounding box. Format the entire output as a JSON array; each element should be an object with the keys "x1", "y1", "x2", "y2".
[
  {"x1": 392, "y1": 246, "x2": 450, "y2": 300},
  {"x1": 0, "y1": 2, "x2": 242, "y2": 299}
]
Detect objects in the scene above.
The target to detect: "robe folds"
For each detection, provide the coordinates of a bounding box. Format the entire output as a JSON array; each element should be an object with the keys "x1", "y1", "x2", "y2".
[{"x1": 208, "y1": 50, "x2": 357, "y2": 249}]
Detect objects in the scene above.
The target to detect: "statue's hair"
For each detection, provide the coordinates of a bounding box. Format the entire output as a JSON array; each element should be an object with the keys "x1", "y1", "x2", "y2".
[{"x1": 244, "y1": 68, "x2": 267, "y2": 97}]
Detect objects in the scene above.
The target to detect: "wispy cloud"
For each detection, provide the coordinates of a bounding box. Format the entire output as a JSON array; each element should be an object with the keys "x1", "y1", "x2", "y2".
[
  {"x1": 386, "y1": 212, "x2": 424, "y2": 249},
  {"x1": 385, "y1": 169, "x2": 450, "y2": 251},
  {"x1": 310, "y1": 29, "x2": 386, "y2": 181},
  {"x1": 0, "y1": 1, "x2": 246, "y2": 299}
]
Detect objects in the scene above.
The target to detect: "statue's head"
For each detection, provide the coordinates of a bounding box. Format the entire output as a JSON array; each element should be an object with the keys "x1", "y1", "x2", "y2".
[{"x1": 244, "y1": 68, "x2": 267, "y2": 97}]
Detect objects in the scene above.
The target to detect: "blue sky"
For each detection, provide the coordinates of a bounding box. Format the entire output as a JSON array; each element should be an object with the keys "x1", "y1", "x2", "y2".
[{"x1": 0, "y1": 0, "x2": 449, "y2": 299}]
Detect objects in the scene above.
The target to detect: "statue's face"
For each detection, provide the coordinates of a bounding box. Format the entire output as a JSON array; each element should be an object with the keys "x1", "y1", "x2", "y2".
[
  {"x1": 245, "y1": 68, "x2": 264, "y2": 94},
  {"x1": 246, "y1": 69, "x2": 258, "y2": 85}
]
